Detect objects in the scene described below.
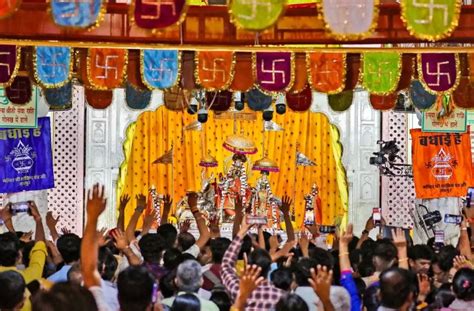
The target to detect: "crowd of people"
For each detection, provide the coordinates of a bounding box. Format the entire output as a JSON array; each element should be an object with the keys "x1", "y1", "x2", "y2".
[{"x1": 0, "y1": 183, "x2": 474, "y2": 311}]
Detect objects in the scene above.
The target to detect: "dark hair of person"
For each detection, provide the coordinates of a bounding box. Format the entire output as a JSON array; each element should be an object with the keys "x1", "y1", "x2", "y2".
[
  {"x1": 179, "y1": 252, "x2": 197, "y2": 262},
  {"x1": 271, "y1": 267, "x2": 293, "y2": 291},
  {"x1": 294, "y1": 257, "x2": 317, "y2": 287},
  {"x1": 117, "y1": 266, "x2": 155, "y2": 311},
  {"x1": 170, "y1": 293, "x2": 201, "y2": 311},
  {"x1": 428, "y1": 283, "x2": 455, "y2": 309},
  {"x1": 408, "y1": 244, "x2": 434, "y2": 261},
  {"x1": 238, "y1": 235, "x2": 252, "y2": 260},
  {"x1": 139, "y1": 233, "x2": 164, "y2": 264},
  {"x1": 156, "y1": 224, "x2": 178, "y2": 249},
  {"x1": 435, "y1": 245, "x2": 459, "y2": 272},
  {"x1": 275, "y1": 294, "x2": 309, "y2": 311},
  {"x1": 210, "y1": 238, "x2": 231, "y2": 264},
  {"x1": 379, "y1": 267, "x2": 417, "y2": 309},
  {"x1": 452, "y1": 268, "x2": 474, "y2": 301},
  {"x1": 56, "y1": 233, "x2": 81, "y2": 264},
  {"x1": 0, "y1": 232, "x2": 20, "y2": 267},
  {"x1": 248, "y1": 248, "x2": 272, "y2": 277},
  {"x1": 164, "y1": 248, "x2": 182, "y2": 270},
  {"x1": 373, "y1": 239, "x2": 398, "y2": 263},
  {"x1": 160, "y1": 270, "x2": 177, "y2": 298},
  {"x1": 178, "y1": 232, "x2": 196, "y2": 252},
  {"x1": 360, "y1": 238, "x2": 376, "y2": 261},
  {"x1": 363, "y1": 283, "x2": 380, "y2": 311},
  {"x1": 308, "y1": 247, "x2": 335, "y2": 270},
  {"x1": 21, "y1": 240, "x2": 35, "y2": 267},
  {"x1": 98, "y1": 246, "x2": 118, "y2": 281},
  {"x1": 210, "y1": 290, "x2": 231, "y2": 311},
  {"x1": 32, "y1": 282, "x2": 98, "y2": 311},
  {"x1": 348, "y1": 236, "x2": 359, "y2": 252},
  {"x1": 262, "y1": 231, "x2": 271, "y2": 251},
  {"x1": 0, "y1": 270, "x2": 25, "y2": 310},
  {"x1": 354, "y1": 277, "x2": 366, "y2": 299},
  {"x1": 358, "y1": 259, "x2": 375, "y2": 278}
]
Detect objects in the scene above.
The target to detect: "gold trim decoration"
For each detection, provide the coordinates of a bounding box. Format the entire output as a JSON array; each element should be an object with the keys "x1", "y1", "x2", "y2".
[
  {"x1": 317, "y1": 0, "x2": 380, "y2": 41},
  {"x1": 252, "y1": 51, "x2": 295, "y2": 96},
  {"x1": 229, "y1": 52, "x2": 254, "y2": 93},
  {"x1": 87, "y1": 48, "x2": 128, "y2": 90},
  {"x1": 0, "y1": 45, "x2": 20, "y2": 88},
  {"x1": 361, "y1": 52, "x2": 402, "y2": 96},
  {"x1": 228, "y1": 0, "x2": 287, "y2": 32},
  {"x1": 0, "y1": 0, "x2": 21, "y2": 20},
  {"x1": 129, "y1": 0, "x2": 189, "y2": 33},
  {"x1": 329, "y1": 123, "x2": 348, "y2": 229},
  {"x1": 117, "y1": 121, "x2": 137, "y2": 210},
  {"x1": 417, "y1": 53, "x2": 461, "y2": 95},
  {"x1": 194, "y1": 51, "x2": 236, "y2": 91},
  {"x1": 33, "y1": 46, "x2": 73, "y2": 89},
  {"x1": 140, "y1": 49, "x2": 182, "y2": 90},
  {"x1": 400, "y1": 0, "x2": 462, "y2": 42},
  {"x1": 306, "y1": 52, "x2": 346, "y2": 95},
  {"x1": 47, "y1": 0, "x2": 107, "y2": 31}
]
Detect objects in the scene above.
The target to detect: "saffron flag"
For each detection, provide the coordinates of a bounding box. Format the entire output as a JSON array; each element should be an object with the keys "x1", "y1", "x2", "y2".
[
  {"x1": 411, "y1": 129, "x2": 473, "y2": 199},
  {"x1": 0, "y1": 117, "x2": 54, "y2": 193}
]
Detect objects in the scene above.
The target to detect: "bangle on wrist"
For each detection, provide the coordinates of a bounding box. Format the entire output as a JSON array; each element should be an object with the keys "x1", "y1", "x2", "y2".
[
  {"x1": 399, "y1": 258, "x2": 408, "y2": 262},
  {"x1": 339, "y1": 252, "x2": 349, "y2": 257}
]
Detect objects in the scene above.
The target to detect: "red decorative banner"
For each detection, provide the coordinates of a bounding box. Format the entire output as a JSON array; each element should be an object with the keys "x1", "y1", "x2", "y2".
[
  {"x1": 0, "y1": 45, "x2": 20, "y2": 87},
  {"x1": 0, "y1": 0, "x2": 20, "y2": 19},
  {"x1": 195, "y1": 51, "x2": 234, "y2": 91},
  {"x1": 419, "y1": 53, "x2": 459, "y2": 94},
  {"x1": 307, "y1": 52, "x2": 345, "y2": 94},
  {"x1": 133, "y1": 0, "x2": 187, "y2": 29},
  {"x1": 254, "y1": 52, "x2": 294, "y2": 93},
  {"x1": 87, "y1": 48, "x2": 127, "y2": 90}
]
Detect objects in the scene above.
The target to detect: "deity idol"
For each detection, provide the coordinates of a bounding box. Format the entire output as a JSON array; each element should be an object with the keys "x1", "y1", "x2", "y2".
[
  {"x1": 303, "y1": 184, "x2": 322, "y2": 226},
  {"x1": 218, "y1": 134, "x2": 257, "y2": 219},
  {"x1": 251, "y1": 156, "x2": 280, "y2": 229}
]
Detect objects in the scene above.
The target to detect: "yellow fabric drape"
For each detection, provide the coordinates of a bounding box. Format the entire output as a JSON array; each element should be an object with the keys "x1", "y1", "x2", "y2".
[{"x1": 121, "y1": 106, "x2": 345, "y2": 228}]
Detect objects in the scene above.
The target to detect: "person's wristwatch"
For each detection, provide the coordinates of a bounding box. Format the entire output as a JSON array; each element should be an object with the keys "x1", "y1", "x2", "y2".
[{"x1": 362, "y1": 229, "x2": 369, "y2": 235}]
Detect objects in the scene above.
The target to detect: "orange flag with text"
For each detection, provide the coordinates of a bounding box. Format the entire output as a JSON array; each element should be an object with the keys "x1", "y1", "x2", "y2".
[{"x1": 411, "y1": 129, "x2": 473, "y2": 199}]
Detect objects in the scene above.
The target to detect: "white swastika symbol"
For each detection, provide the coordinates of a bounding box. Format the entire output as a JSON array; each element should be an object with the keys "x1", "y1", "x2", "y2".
[
  {"x1": 56, "y1": 0, "x2": 94, "y2": 19},
  {"x1": 141, "y1": 0, "x2": 177, "y2": 20},
  {"x1": 260, "y1": 59, "x2": 286, "y2": 85},
  {"x1": 149, "y1": 58, "x2": 173, "y2": 82},
  {"x1": 412, "y1": 0, "x2": 448, "y2": 26},
  {"x1": 425, "y1": 61, "x2": 452, "y2": 87},
  {"x1": 41, "y1": 52, "x2": 68, "y2": 78},
  {"x1": 95, "y1": 55, "x2": 119, "y2": 80},
  {"x1": 0, "y1": 52, "x2": 12, "y2": 76},
  {"x1": 237, "y1": 0, "x2": 272, "y2": 20},
  {"x1": 202, "y1": 58, "x2": 226, "y2": 83}
]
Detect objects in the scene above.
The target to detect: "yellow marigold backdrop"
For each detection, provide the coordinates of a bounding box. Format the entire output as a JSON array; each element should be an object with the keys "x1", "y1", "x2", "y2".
[{"x1": 118, "y1": 106, "x2": 347, "y2": 229}]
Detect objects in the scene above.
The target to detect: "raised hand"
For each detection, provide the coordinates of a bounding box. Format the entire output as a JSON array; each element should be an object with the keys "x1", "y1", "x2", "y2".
[
  {"x1": 96, "y1": 227, "x2": 109, "y2": 247},
  {"x1": 391, "y1": 227, "x2": 407, "y2": 249},
  {"x1": 179, "y1": 219, "x2": 192, "y2": 233},
  {"x1": 417, "y1": 273, "x2": 431, "y2": 301},
  {"x1": 61, "y1": 227, "x2": 72, "y2": 235},
  {"x1": 308, "y1": 265, "x2": 333, "y2": 305},
  {"x1": 135, "y1": 194, "x2": 147, "y2": 213},
  {"x1": 299, "y1": 232, "x2": 310, "y2": 256},
  {"x1": 46, "y1": 211, "x2": 60, "y2": 230},
  {"x1": 119, "y1": 194, "x2": 130, "y2": 211},
  {"x1": 20, "y1": 231, "x2": 33, "y2": 243},
  {"x1": 340, "y1": 224, "x2": 353, "y2": 247},
  {"x1": 28, "y1": 201, "x2": 41, "y2": 222},
  {"x1": 239, "y1": 264, "x2": 265, "y2": 300},
  {"x1": 87, "y1": 184, "x2": 107, "y2": 220},
  {"x1": 280, "y1": 195, "x2": 292, "y2": 215},
  {"x1": 305, "y1": 223, "x2": 320, "y2": 238},
  {"x1": 209, "y1": 215, "x2": 220, "y2": 235},
  {"x1": 142, "y1": 209, "x2": 157, "y2": 234},
  {"x1": 163, "y1": 194, "x2": 173, "y2": 211},
  {"x1": 364, "y1": 216, "x2": 375, "y2": 232},
  {"x1": 453, "y1": 255, "x2": 473, "y2": 271},
  {"x1": 0, "y1": 204, "x2": 13, "y2": 223},
  {"x1": 187, "y1": 192, "x2": 199, "y2": 210},
  {"x1": 271, "y1": 240, "x2": 296, "y2": 262},
  {"x1": 111, "y1": 229, "x2": 129, "y2": 252},
  {"x1": 237, "y1": 215, "x2": 254, "y2": 238},
  {"x1": 235, "y1": 195, "x2": 244, "y2": 214}
]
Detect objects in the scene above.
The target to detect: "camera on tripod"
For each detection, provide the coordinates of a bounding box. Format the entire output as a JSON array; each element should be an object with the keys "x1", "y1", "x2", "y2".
[{"x1": 369, "y1": 140, "x2": 401, "y2": 166}]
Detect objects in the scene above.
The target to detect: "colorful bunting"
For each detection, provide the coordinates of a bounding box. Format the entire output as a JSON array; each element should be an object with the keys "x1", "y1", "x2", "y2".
[
  {"x1": 344, "y1": 53, "x2": 361, "y2": 91},
  {"x1": 34, "y1": 47, "x2": 72, "y2": 88},
  {"x1": 85, "y1": 88, "x2": 113, "y2": 109},
  {"x1": 132, "y1": 0, "x2": 187, "y2": 30},
  {"x1": 246, "y1": 88, "x2": 272, "y2": 111},
  {"x1": 328, "y1": 91, "x2": 353, "y2": 112},
  {"x1": 289, "y1": 54, "x2": 307, "y2": 94},
  {"x1": 42, "y1": 82, "x2": 73, "y2": 111},
  {"x1": 128, "y1": 50, "x2": 147, "y2": 89},
  {"x1": 0, "y1": 0, "x2": 20, "y2": 19},
  {"x1": 409, "y1": 79, "x2": 437, "y2": 110},
  {"x1": 286, "y1": 84, "x2": 312, "y2": 112},
  {"x1": 50, "y1": 0, "x2": 104, "y2": 29},
  {"x1": 254, "y1": 52, "x2": 294, "y2": 94},
  {"x1": 453, "y1": 77, "x2": 474, "y2": 109},
  {"x1": 401, "y1": 0, "x2": 461, "y2": 41},
  {"x1": 230, "y1": 53, "x2": 253, "y2": 92},
  {"x1": 125, "y1": 83, "x2": 152, "y2": 110},
  {"x1": 397, "y1": 54, "x2": 416, "y2": 91},
  {"x1": 307, "y1": 52, "x2": 345, "y2": 94},
  {"x1": 319, "y1": 0, "x2": 379, "y2": 40},
  {"x1": 6, "y1": 76, "x2": 31, "y2": 105},
  {"x1": 418, "y1": 53, "x2": 460, "y2": 94},
  {"x1": 195, "y1": 51, "x2": 235, "y2": 91},
  {"x1": 369, "y1": 93, "x2": 397, "y2": 110},
  {"x1": 141, "y1": 50, "x2": 180, "y2": 90},
  {"x1": 163, "y1": 86, "x2": 190, "y2": 111},
  {"x1": 0, "y1": 45, "x2": 20, "y2": 88},
  {"x1": 206, "y1": 91, "x2": 233, "y2": 112},
  {"x1": 181, "y1": 51, "x2": 196, "y2": 90},
  {"x1": 87, "y1": 48, "x2": 127, "y2": 90},
  {"x1": 362, "y1": 52, "x2": 401, "y2": 95},
  {"x1": 229, "y1": 0, "x2": 285, "y2": 31}
]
